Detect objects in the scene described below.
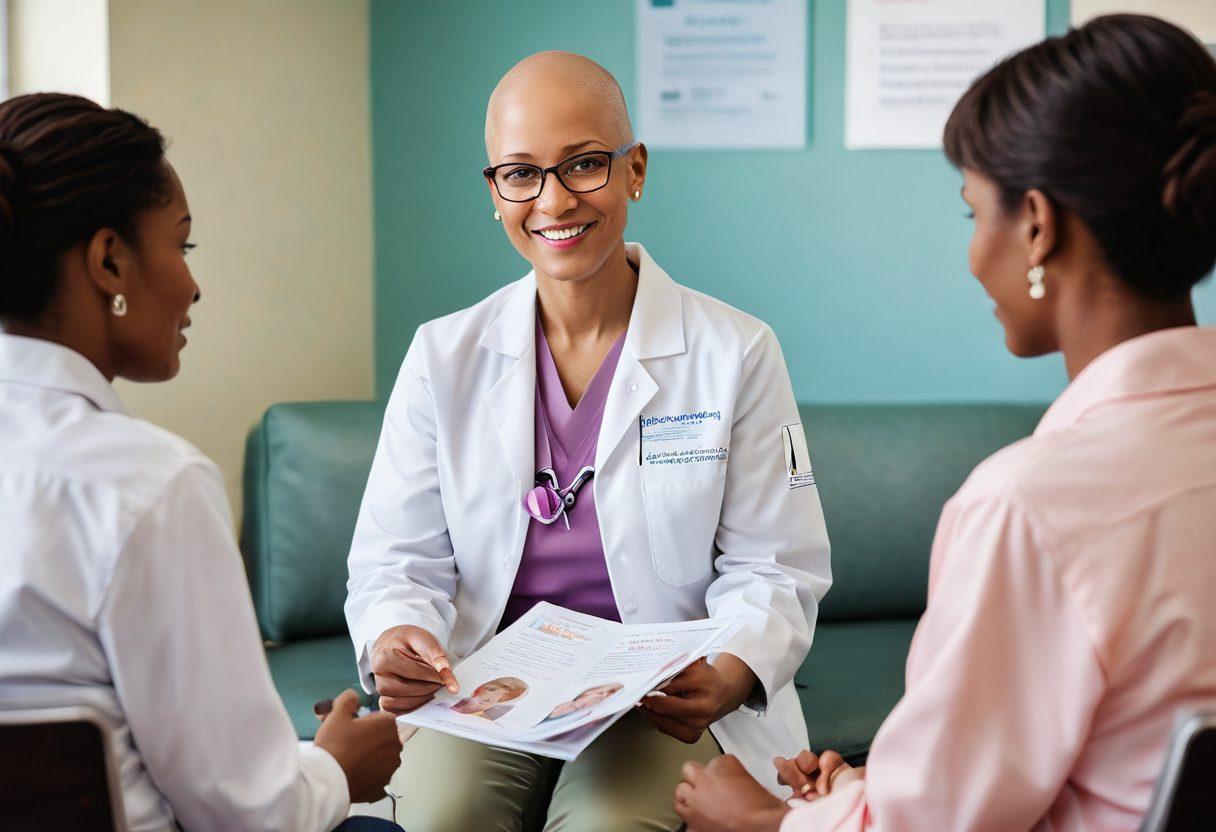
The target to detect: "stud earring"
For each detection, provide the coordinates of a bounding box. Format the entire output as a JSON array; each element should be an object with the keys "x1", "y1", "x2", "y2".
[
  {"x1": 1027, "y1": 265, "x2": 1046, "y2": 300},
  {"x1": 111, "y1": 294, "x2": 128, "y2": 317},
  {"x1": 632, "y1": 190, "x2": 641, "y2": 201},
  {"x1": 493, "y1": 209, "x2": 502, "y2": 222}
]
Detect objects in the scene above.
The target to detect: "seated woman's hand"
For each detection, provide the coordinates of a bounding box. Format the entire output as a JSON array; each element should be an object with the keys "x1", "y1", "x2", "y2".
[
  {"x1": 674, "y1": 754, "x2": 788, "y2": 832},
  {"x1": 640, "y1": 654, "x2": 757, "y2": 743},
  {"x1": 313, "y1": 689, "x2": 403, "y2": 804},
  {"x1": 776, "y1": 749, "x2": 864, "y2": 802},
  {"x1": 370, "y1": 625, "x2": 460, "y2": 714},
  {"x1": 773, "y1": 749, "x2": 820, "y2": 798}
]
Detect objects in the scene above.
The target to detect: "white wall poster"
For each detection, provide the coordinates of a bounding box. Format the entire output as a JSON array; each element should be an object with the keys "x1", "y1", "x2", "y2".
[
  {"x1": 636, "y1": 0, "x2": 808, "y2": 150},
  {"x1": 845, "y1": 0, "x2": 1046, "y2": 150}
]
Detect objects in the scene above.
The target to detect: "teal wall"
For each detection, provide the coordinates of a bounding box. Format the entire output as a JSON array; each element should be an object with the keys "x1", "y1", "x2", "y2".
[{"x1": 370, "y1": 0, "x2": 1213, "y2": 402}]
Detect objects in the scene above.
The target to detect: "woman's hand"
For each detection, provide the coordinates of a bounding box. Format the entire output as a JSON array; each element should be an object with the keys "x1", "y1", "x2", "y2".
[
  {"x1": 370, "y1": 625, "x2": 460, "y2": 714},
  {"x1": 775, "y1": 749, "x2": 864, "y2": 801},
  {"x1": 675, "y1": 754, "x2": 788, "y2": 832},
  {"x1": 640, "y1": 654, "x2": 757, "y2": 743},
  {"x1": 313, "y1": 689, "x2": 402, "y2": 804},
  {"x1": 773, "y1": 749, "x2": 820, "y2": 798}
]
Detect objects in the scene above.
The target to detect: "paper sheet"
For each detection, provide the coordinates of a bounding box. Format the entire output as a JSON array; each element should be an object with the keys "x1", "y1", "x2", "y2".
[
  {"x1": 636, "y1": 0, "x2": 808, "y2": 150},
  {"x1": 845, "y1": 0, "x2": 1046, "y2": 149},
  {"x1": 397, "y1": 603, "x2": 739, "y2": 759}
]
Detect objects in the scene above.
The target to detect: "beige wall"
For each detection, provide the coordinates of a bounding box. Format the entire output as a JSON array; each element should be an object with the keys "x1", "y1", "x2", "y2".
[{"x1": 106, "y1": 0, "x2": 375, "y2": 521}]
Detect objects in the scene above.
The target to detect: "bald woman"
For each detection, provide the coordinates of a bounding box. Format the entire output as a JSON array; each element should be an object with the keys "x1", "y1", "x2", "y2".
[{"x1": 345, "y1": 52, "x2": 832, "y2": 830}]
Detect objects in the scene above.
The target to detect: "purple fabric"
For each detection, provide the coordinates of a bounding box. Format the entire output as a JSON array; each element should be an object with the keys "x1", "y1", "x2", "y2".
[{"x1": 500, "y1": 319, "x2": 627, "y2": 628}]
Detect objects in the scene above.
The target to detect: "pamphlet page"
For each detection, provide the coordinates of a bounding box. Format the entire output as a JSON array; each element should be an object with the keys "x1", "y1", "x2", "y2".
[{"x1": 397, "y1": 602, "x2": 739, "y2": 759}]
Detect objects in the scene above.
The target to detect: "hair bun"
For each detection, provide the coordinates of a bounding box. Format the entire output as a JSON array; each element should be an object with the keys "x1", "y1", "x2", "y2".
[
  {"x1": 0, "y1": 144, "x2": 22, "y2": 252},
  {"x1": 1161, "y1": 89, "x2": 1216, "y2": 233}
]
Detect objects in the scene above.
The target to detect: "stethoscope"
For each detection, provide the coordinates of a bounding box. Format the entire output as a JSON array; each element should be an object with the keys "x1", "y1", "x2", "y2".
[{"x1": 523, "y1": 466, "x2": 595, "y2": 530}]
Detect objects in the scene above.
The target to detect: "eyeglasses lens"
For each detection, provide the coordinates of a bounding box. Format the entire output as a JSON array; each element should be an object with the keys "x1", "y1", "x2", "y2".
[{"x1": 494, "y1": 152, "x2": 612, "y2": 202}]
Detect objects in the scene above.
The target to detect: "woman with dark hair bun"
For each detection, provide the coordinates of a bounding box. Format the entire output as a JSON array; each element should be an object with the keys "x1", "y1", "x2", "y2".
[
  {"x1": 673, "y1": 15, "x2": 1216, "y2": 832},
  {"x1": 0, "y1": 93, "x2": 404, "y2": 831}
]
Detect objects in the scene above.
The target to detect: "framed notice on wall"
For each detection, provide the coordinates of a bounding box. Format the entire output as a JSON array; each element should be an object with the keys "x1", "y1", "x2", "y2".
[
  {"x1": 1072, "y1": 1, "x2": 1216, "y2": 51},
  {"x1": 845, "y1": 0, "x2": 1046, "y2": 150},
  {"x1": 635, "y1": 0, "x2": 808, "y2": 150}
]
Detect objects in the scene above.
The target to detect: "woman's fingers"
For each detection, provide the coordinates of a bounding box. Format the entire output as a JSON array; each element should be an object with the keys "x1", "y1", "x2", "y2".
[
  {"x1": 372, "y1": 646, "x2": 441, "y2": 684},
  {"x1": 815, "y1": 750, "x2": 847, "y2": 796},
  {"x1": 328, "y1": 688, "x2": 362, "y2": 718},
  {"x1": 373, "y1": 674, "x2": 443, "y2": 699},
  {"x1": 370, "y1": 626, "x2": 459, "y2": 693},
  {"x1": 795, "y1": 748, "x2": 819, "y2": 775},
  {"x1": 659, "y1": 658, "x2": 709, "y2": 694},
  {"x1": 378, "y1": 692, "x2": 438, "y2": 715},
  {"x1": 774, "y1": 755, "x2": 814, "y2": 794},
  {"x1": 639, "y1": 705, "x2": 704, "y2": 744},
  {"x1": 399, "y1": 630, "x2": 460, "y2": 694},
  {"x1": 641, "y1": 690, "x2": 709, "y2": 721}
]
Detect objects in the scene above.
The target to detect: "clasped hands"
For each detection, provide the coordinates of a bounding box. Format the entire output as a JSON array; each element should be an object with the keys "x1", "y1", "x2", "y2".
[
  {"x1": 370, "y1": 626, "x2": 756, "y2": 745},
  {"x1": 675, "y1": 749, "x2": 864, "y2": 832}
]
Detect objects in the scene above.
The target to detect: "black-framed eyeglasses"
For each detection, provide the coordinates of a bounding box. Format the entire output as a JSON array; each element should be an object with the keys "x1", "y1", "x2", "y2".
[{"x1": 483, "y1": 141, "x2": 638, "y2": 203}]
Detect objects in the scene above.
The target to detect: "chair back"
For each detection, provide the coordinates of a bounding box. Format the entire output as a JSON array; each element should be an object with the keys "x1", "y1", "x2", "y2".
[
  {"x1": 0, "y1": 706, "x2": 127, "y2": 831},
  {"x1": 1141, "y1": 711, "x2": 1216, "y2": 832}
]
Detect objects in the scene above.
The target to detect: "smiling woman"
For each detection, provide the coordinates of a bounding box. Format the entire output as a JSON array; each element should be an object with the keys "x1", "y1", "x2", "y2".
[
  {"x1": 0, "y1": 93, "x2": 199, "y2": 381},
  {"x1": 346, "y1": 51, "x2": 832, "y2": 832}
]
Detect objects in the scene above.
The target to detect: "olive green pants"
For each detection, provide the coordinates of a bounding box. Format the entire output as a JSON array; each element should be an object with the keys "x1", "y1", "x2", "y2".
[{"x1": 389, "y1": 711, "x2": 719, "y2": 832}]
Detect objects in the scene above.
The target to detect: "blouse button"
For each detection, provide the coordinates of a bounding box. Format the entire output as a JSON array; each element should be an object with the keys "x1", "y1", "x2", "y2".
[
  {"x1": 623, "y1": 601, "x2": 640, "y2": 614},
  {"x1": 629, "y1": 382, "x2": 639, "y2": 393}
]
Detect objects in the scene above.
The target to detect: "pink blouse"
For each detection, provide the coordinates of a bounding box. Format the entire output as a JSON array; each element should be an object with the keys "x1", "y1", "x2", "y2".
[{"x1": 784, "y1": 326, "x2": 1216, "y2": 831}]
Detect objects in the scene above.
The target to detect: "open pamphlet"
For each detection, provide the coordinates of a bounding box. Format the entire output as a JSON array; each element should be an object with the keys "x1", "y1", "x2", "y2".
[{"x1": 396, "y1": 602, "x2": 740, "y2": 760}]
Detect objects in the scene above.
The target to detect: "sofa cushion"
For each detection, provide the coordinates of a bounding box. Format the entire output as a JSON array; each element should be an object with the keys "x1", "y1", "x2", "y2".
[
  {"x1": 800, "y1": 404, "x2": 1042, "y2": 621},
  {"x1": 241, "y1": 401, "x2": 1042, "y2": 636},
  {"x1": 265, "y1": 636, "x2": 365, "y2": 740},
  {"x1": 242, "y1": 401, "x2": 385, "y2": 642},
  {"x1": 795, "y1": 618, "x2": 919, "y2": 765}
]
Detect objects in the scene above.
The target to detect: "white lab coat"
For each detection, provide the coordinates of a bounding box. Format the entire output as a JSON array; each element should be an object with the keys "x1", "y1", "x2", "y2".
[
  {"x1": 346, "y1": 243, "x2": 831, "y2": 787},
  {"x1": 0, "y1": 334, "x2": 350, "y2": 832}
]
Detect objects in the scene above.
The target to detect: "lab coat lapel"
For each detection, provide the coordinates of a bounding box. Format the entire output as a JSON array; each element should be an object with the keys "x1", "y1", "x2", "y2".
[
  {"x1": 596, "y1": 347, "x2": 657, "y2": 470},
  {"x1": 595, "y1": 244, "x2": 686, "y2": 469},
  {"x1": 480, "y1": 274, "x2": 538, "y2": 488}
]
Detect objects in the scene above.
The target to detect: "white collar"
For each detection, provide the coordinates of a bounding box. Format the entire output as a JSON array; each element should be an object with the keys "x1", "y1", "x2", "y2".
[
  {"x1": 478, "y1": 242, "x2": 686, "y2": 361},
  {"x1": 0, "y1": 333, "x2": 128, "y2": 415}
]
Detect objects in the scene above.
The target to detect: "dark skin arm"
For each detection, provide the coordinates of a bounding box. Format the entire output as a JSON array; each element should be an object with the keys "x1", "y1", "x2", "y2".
[{"x1": 675, "y1": 755, "x2": 788, "y2": 832}]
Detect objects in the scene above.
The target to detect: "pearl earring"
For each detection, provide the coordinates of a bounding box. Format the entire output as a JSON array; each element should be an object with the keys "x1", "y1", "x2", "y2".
[
  {"x1": 1027, "y1": 265, "x2": 1046, "y2": 300},
  {"x1": 493, "y1": 209, "x2": 501, "y2": 222},
  {"x1": 632, "y1": 190, "x2": 641, "y2": 201},
  {"x1": 111, "y1": 294, "x2": 128, "y2": 317}
]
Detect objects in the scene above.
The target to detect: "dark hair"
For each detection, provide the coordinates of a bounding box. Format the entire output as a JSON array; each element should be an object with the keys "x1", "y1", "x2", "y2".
[
  {"x1": 0, "y1": 93, "x2": 170, "y2": 324},
  {"x1": 944, "y1": 14, "x2": 1216, "y2": 301}
]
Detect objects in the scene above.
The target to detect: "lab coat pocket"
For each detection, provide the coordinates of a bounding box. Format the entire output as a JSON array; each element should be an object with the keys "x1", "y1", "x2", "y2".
[{"x1": 641, "y1": 473, "x2": 725, "y2": 587}]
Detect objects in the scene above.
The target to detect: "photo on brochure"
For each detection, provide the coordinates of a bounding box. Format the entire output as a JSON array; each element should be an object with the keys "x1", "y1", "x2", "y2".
[{"x1": 447, "y1": 677, "x2": 528, "y2": 722}]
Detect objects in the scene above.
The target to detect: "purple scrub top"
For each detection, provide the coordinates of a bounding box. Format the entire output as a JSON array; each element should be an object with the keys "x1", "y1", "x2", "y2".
[{"x1": 500, "y1": 318, "x2": 627, "y2": 628}]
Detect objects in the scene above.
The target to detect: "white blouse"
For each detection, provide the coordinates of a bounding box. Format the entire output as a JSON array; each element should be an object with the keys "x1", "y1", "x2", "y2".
[{"x1": 0, "y1": 334, "x2": 348, "y2": 832}]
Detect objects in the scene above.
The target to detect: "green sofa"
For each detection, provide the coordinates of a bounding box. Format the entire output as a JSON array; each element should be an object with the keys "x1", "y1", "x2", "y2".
[{"x1": 241, "y1": 401, "x2": 1043, "y2": 763}]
